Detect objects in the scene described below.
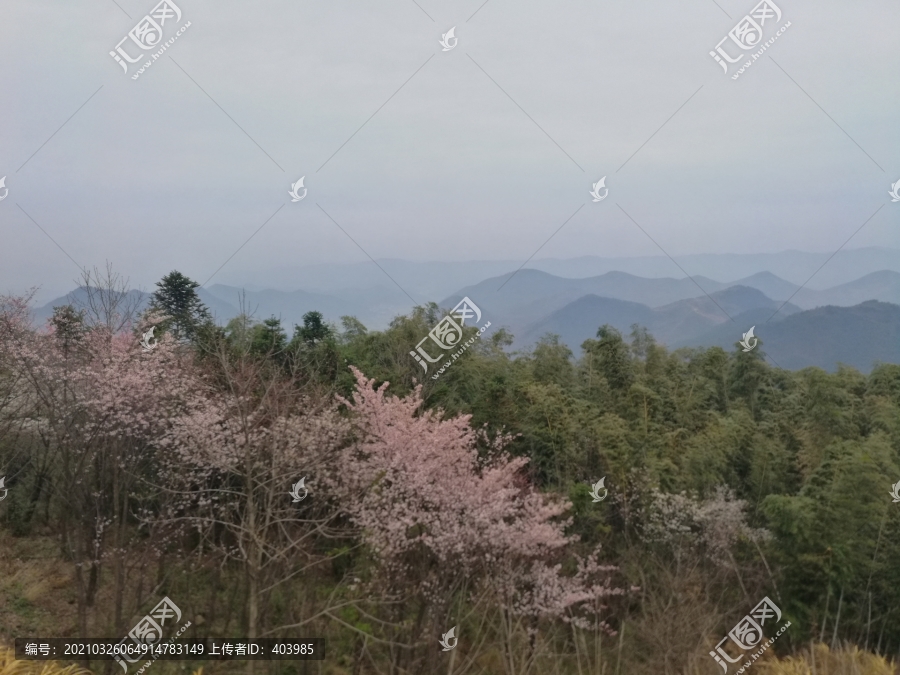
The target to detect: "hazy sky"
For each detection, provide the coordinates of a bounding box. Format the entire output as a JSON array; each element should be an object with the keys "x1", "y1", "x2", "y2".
[{"x1": 1, "y1": 0, "x2": 898, "y2": 301}]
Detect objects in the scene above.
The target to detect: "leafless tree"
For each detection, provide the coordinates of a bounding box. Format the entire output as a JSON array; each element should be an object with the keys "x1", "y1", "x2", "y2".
[{"x1": 73, "y1": 262, "x2": 143, "y2": 334}]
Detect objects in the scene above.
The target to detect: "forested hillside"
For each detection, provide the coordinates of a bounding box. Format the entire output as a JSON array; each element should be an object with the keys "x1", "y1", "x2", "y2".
[{"x1": 1, "y1": 272, "x2": 899, "y2": 675}]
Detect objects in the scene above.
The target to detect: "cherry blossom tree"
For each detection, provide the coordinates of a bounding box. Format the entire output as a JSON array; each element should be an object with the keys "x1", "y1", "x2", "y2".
[
  {"x1": 0, "y1": 293, "x2": 43, "y2": 533},
  {"x1": 151, "y1": 340, "x2": 352, "y2": 675},
  {"x1": 331, "y1": 367, "x2": 629, "y2": 674},
  {"x1": 0, "y1": 292, "x2": 200, "y2": 638}
]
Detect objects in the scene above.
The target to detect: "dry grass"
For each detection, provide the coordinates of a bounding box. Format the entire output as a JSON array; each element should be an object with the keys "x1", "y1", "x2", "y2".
[
  {"x1": 0, "y1": 531, "x2": 78, "y2": 643},
  {"x1": 0, "y1": 649, "x2": 205, "y2": 675},
  {"x1": 758, "y1": 643, "x2": 899, "y2": 675},
  {"x1": 0, "y1": 646, "x2": 93, "y2": 675}
]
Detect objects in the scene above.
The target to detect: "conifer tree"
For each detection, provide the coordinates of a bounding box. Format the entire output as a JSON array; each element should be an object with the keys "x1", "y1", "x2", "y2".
[{"x1": 149, "y1": 270, "x2": 211, "y2": 340}]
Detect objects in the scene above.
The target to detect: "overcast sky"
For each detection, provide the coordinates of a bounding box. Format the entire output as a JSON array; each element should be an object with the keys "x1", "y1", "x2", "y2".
[{"x1": 1, "y1": 0, "x2": 898, "y2": 301}]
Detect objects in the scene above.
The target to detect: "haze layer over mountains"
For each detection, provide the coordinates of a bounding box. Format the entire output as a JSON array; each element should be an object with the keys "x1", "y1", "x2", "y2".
[{"x1": 32, "y1": 247, "x2": 900, "y2": 374}]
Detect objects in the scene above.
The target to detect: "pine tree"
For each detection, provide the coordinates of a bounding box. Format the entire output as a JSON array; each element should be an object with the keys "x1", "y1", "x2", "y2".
[
  {"x1": 295, "y1": 311, "x2": 331, "y2": 345},
  {"x1": 149, "y1": 271, "x2": 211, "y2": 340}
]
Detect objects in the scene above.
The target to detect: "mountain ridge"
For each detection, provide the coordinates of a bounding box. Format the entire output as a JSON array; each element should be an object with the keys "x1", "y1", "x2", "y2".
[{"x1": 515, "y1": 285, "x2": 800, "y2": 350}]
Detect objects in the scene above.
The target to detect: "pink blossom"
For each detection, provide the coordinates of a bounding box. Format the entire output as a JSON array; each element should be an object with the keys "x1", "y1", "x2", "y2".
[{"x1": 330, "y1": 367, "x2": 628, "y2": 625}]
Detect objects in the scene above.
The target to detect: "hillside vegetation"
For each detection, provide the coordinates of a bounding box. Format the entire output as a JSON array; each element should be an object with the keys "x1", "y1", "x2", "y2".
[{"x1": 1, "y1": 270, "x2": 899, "y2": 675}]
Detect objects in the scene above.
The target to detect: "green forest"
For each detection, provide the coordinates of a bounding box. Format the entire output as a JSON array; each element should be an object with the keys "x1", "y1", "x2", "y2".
[{"x1": 1, "y1": 268, "x2": 899, "y2": 675}]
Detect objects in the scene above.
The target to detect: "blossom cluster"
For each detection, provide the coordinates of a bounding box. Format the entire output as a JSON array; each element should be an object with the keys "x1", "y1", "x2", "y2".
[{"x1": 331, "y1": 367, "x2": 627, "y2": 624}]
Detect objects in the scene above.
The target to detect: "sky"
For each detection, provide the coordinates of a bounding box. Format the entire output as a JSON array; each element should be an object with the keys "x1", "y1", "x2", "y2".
[{"x1": 1, "y1": 0, "x2": 898, "y2": 303}]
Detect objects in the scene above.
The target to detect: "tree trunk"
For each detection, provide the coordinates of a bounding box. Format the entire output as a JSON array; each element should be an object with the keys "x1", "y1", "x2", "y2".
[
  {"x1": 87, "y1": 560, "x2": 99, "y2": 606},
  {"x1": 829, "y1": 586, "x2": 843, "y2": 650},
  {"x1": 818, "y1": 586, "x2": 830, "y2": 644},
  {"x1": 74, "y1": 562, "x2": 89, "y2": 638},
  {"x1": 113, "y1": 458, "x2": 125, "y2": 634},
  {"x1": 246, "y1": 482, "x2": 261, "y2": 675},
  {"x1": 206, "y1": 564, "x2": 221, "y2": 639}
]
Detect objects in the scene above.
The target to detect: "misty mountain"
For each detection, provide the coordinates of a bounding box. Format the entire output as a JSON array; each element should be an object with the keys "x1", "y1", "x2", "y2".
[
  {"x1": 227, "y1": 259, "x2": 523, "y2": 306},
  {"x1": 718, "y1": 271, "x2": 900, "y2": 309},
  {"x1": 222, "y1": 247, "x2": 900, "y2": 301},
  {"x1": 790, "y1": 271, "x2": 900, "y2": 309},
  {"x1": 443, "y1": 267, "x2": 900, "y2": 342},
  {"x1": 724, "y1": 272, "x2": 800, "y2": 302},
  {"x1": 525, "y1": 247, "x2": 900, "y2": 290},
  {"x1": 516, "y1": 286, "x2": 799, "y2": 350},
  {"x1": 649, "y1": 286, "x2": 799, "y2": 345},
  {"x1": 441, "y1": 269, "x2": 731, "y2": 337},
  {"x1": 207, "y1": 264, "x2": 900, "y2": 332},
  {"x1": 516, "y1": 296, "x2": 655, "y2": 350},
  {"x1": 680, "y1": 301, "x2": 900, "y2": 374},
  {"x1": 30, "y1": 287, "x2": 150, "y2": 326},
  {"x1": 517, "y1": 291, "x2": 900, "y2": 374},
  {"x1": 26, "y1": 264, "x2": 900, "y2": 375},
  {"x1": 441, "y1": 270, "x2": 810, "y2": 339},
  {"x1": 29, "y1": 283, "x2": 409, "y2": 334},
  {"x1": 203, "y1": 284, "x2": 411, "y2": 330},
  {"x1": 30, "y1": 287, "x2": 241, "y2": 328}
]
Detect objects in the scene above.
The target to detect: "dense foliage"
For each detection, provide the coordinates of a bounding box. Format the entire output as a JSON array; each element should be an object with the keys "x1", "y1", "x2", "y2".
[{"x1": 1, "y1": 273, "x2": 899, "y2": 675}]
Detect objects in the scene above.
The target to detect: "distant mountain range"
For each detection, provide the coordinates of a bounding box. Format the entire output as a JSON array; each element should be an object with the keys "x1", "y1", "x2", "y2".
[
  {"x1": 512, "y1": 285, "x2": 799, "y2": 350},
  {"x1": 494, "y1": 290, "x2": 900, "y2": 374},
  {"x1": 201, "y1": 284, "x2": 411, "y2": 330},
  {"x1": 28, "y1": 262, "x2": 900, "y2": 374},
  {"x1": 440, "y1": 269, "x2": 900, "y2": 337},
  {"x1": 29, "y1": 286, "x2": 239, "y2": 327},
  {"x1": 438, "y1": 269, "x2": 900, "y2": 372},
  {"x1": 682, "y1": 301, "x2": 900, "y2": 373},
  {"x1": 790, "y1": 270, "x2": 900, "y2": 309},
  {"x1": 221, "y1": 246, "x2": 900, "y2": 302}
]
